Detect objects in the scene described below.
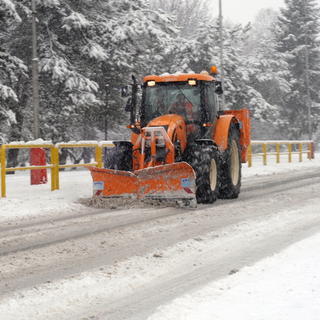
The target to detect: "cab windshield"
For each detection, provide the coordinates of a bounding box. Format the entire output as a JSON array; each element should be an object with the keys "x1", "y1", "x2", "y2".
[{"x1": 143, "y1": 82, "x2": 201, "y2": 124}]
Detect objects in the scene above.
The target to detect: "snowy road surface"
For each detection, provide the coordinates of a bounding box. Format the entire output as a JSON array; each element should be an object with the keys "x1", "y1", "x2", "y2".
[{"x1": 0, "y1": 158, "x2": 320, "y2": 319}]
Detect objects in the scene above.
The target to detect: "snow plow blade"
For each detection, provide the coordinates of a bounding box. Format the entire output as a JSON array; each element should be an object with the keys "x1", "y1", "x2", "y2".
[
  {"x1": 89, "y1": 167, "x2": 138, "y2": 197},
  {"x1": 135, "y1": 162, "x2": 196, "y2": 201},
  {"x1": 88, "y1": 162, "x2": 196, "y2": 203}
]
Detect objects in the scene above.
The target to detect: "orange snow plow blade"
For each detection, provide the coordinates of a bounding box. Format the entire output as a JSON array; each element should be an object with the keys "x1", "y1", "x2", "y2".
[
  {"x1": 88, "y1": 162, "x2": 196, "y2": 202},
  {"x1": 135, "y1": 162, "x2": 196, "y2": 201},
  {"x1": 89, "y1": 167, "x2": 138, "y2": 197}
]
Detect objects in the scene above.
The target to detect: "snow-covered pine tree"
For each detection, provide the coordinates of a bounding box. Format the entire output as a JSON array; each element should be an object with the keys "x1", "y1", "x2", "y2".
[
  {"x1": 149, "y1": 0, "x2": 212, "y2": 38},
  {"x1": 275, "y1": 0, "x2": 320, "y2": 139},
  {"x1": 244, "y1": 9, "x2": 291, "y2": 137},
  {"x1": 0, "y1": 0, "x2": 103, "y2": 144},
  {"x1": 1, "y1": 0, "x2": 179, "y2": 145},
  {"x1": 0, "y1": 0, "x2": 28, "y2": 143},
  {"x1": 91, "y1": 0, "x2": 179, "y2": 138}
]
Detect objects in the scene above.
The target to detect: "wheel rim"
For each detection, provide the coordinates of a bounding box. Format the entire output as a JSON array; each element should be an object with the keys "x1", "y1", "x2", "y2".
[
  {"x1": 231, "y1": 140, "x2": 240, "y2": 185},
  {"x1": 209, "y1": 159, "x2": 217, "y2": 191}
]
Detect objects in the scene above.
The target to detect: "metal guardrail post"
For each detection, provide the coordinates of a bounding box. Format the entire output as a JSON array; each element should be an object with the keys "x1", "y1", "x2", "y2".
[
  {"x1": 308, "y1": 142, "x2": 313, "y2": 160},
  {"x1": 262, "y1": 144, "x2": 267, "y2": 166},
  {"x1": 51, "y1": 147, "x2": 58, "y2": 190},
  {"x1": 276, "y1": 144, "x2": 280, "y2": 163},
  {"x1": 299, "y1": 143, "x2": 303, "y2": 162},
  {"x1": 54, "y1": 147, "x2": 60, "y2": 190},
  {"x1": 1, "y1": 145, "x2": 6, "y2": 198},
  {"x1": 95, "y1": 146, "x2": 103, "y2": 168},
  {"x1": 288, "y1": 143, "x2": 292, "y2": 163},
  {"x1": 247, "y1": 144, "x2": 252, "y2": 167}
]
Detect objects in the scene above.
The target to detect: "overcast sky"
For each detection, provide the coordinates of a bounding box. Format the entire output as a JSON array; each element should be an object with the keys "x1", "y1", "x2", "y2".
[
  {"x1": 211, "y1": 0, "x2": 319, "y2": 24},
  {"x1": 220, "y1": 0, "x2": 284, "y2": 23}
]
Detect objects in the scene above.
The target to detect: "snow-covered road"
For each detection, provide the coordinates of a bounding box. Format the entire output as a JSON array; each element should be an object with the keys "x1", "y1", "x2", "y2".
[{"x1": 0, "y1": 158, "x2": 320, "y2": 319}]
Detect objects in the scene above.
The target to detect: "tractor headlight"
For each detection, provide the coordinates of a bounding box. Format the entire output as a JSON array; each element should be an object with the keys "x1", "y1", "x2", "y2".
[{"x1": 147, "y1": 81, "x2": 156, "y2": 87}]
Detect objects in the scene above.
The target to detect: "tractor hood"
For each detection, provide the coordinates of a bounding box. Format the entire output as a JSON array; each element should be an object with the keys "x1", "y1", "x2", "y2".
[
  {"x1": 147, "y1": 114, "x2": 185, "y2": 129},
  {"x1": 147, "y1": 114, "x2": 187, "y2": 152}
]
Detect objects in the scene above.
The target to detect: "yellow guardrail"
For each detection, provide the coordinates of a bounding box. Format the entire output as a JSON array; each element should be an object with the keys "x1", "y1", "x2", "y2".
[
  {"x1": 1, "y1": 144, "x2": 56, "y2": 198},
  {"x1": 0, "y1": 142, "x2": 114, "y2": 197},
  {"x1": 0, "y1": 140, "x2": 315, "y2": 197},
  {"x1": 247, "y1": 140, "x2": 314, "y2": 167}
]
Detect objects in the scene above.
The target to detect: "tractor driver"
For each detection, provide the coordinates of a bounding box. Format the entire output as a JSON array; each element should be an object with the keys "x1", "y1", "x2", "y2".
[{"x1": 169, "y1": 93, "x2": 193, "y2": 120}]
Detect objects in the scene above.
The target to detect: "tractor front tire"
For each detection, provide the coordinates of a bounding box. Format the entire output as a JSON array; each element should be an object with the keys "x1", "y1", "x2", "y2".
[
  {"x1": 184, "y1": 145, "x2": 219, "y2": 204},
  {"x1": 219, "y1": 123, "x2": 241, "y2": 199},
  {"x1": 104, "y1": 142, "x2": 132, "y2": 171}
]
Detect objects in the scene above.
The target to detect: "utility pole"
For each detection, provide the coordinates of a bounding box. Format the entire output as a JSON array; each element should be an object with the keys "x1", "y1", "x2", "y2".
[
  {"x1": 31, "y1": 0, "x2": 40, "y2": 139},
  {"x1": 303, "y1": 0, "x2": 312, "y2": 140},
  {"x1": 218, "y1": 0, "x2": 225, "y2": 109},
  {"x1": 305, "y1": 45, "x2": 312, "y2": 140},
  {"x1": 104, "y1": 84, "x2": 109, "y2": 140}
]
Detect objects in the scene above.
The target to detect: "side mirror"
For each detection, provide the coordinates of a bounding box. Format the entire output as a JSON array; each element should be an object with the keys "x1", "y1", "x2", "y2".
[
  {"x1": 121, "y1": 86, "x2": 130, "y2": 98},
  {"x1": 125, "y1": 97, "x2": 133, "y2": 112},
  {"x1": 215, "y1": 81, "x2": 223, "y2": 95}
]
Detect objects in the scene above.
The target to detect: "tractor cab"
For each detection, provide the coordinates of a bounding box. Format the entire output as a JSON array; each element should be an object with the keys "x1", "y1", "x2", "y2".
[
  {"x1": 124, "y1": 71, "x2": 222, "y2": 140},
  {"x1": 141, "y1": 73, "x2": 220, "y2": 127}
]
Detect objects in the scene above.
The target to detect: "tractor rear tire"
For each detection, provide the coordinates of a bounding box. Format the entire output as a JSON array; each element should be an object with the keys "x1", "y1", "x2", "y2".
[
  {"x1": 218, "y1": 123, "x2": 241, "y2": 199},
  {"x1": 184, "y1": 144, "x2": 219, "y2": 204}
]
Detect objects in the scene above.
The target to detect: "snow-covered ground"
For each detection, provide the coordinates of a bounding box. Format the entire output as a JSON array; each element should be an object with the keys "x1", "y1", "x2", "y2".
[
  {"x1": 0, "y1": 154, "x2": 319, "y2": 320},
  {"x1": 148, "y1": 231, "x2": 320, "y2": 320},
  {"x1": 0, "y1": 170, "x2": 94, "y2": 223}
]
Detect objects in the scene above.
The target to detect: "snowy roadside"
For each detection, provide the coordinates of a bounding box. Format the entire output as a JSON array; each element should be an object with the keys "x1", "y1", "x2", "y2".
[
  {"x1": 242, "y1": 154, "x2": 320, "y2": 179},
  {"x1": 0, "y1": 170, "x2": 94, "y2": 223},
  {"x1": 148, "y1": 230, "x2": 320, "y2": 320},
  {"x1": 0, "y1": 155, "x2": 319, "y2": 222}
]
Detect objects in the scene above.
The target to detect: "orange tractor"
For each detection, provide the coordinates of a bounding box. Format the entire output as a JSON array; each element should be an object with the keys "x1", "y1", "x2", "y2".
[{"x1": 89, "y1": 67, "x2": 250, "y2": 206}]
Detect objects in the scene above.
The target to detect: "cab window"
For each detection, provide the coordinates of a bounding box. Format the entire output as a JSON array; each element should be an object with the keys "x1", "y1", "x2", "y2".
[{"x1": 204, "y1": 84, "x2": 217, "y2": 122}]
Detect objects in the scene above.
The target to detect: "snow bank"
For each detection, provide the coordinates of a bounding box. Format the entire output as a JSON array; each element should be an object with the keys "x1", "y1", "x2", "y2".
[
  {"x1": 242, "y1": 154, "x2": 320, "y2": 178},
  {"x1": 8, "y1": 139, "x2": 52, "y2": 146},
  {"x1": 0, "y1": 170, "x2": 93, "y2": 223}
]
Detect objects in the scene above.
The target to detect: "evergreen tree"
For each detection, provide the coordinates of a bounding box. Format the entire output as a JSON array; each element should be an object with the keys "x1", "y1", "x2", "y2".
[
  {"x1": 0, "y1": 0, "x2": 28, "y2": 143},
  {"x1": 94, "y1": 0, "x2": 178, "y2": 138},
  {"x1": 0, "y1": 0, "x2": 179, "y2": 144},
  {"x1": 149, "y1": 0, "x2": 212, "y2": 38},
  {"x1": 276, "y1": 0, "x2": 320, "y2": 139},
  {"x1": 244, "y1": 9, "x2": 291, "y2": 134}
]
